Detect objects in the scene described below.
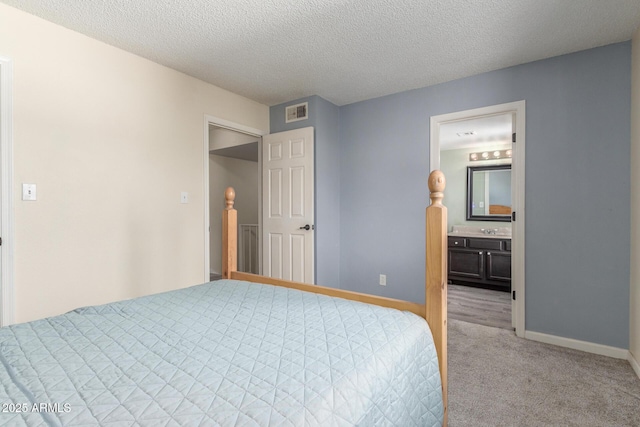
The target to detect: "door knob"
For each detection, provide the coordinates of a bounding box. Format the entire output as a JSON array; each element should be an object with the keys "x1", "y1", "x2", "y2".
[{"x1": 299, "y1": 224, "x2": 312, "y2": 230}]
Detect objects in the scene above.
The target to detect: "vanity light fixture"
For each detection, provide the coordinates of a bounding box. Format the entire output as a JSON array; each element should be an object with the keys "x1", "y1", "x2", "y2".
[{"x1": 469, "y1": 149, "x2": 512, "y2": 162}]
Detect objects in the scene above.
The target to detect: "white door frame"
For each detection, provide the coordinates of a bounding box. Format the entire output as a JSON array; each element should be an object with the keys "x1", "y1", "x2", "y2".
[
  {"x1": 0, "y1": 56, "x2": 15, "y2": 326},
  {"x1": 203, "y1": 115, "x2": 267, "y2": 281},
  {"x1": 430, "y1": 100, "x2": 526, "y2": 337}
]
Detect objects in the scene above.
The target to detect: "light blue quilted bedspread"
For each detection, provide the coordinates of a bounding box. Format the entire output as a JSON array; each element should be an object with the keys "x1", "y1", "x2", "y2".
[{"x1": 0, "y1": 280, "x2": 443, "y2": 426}]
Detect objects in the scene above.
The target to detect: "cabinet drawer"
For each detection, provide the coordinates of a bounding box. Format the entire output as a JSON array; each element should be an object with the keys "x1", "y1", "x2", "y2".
[
  {"x1": 468, "y1": 238, "x2": 503, "y2": 251},
  {"x1": 448, "y1": 237, "x2": 467, "y2": 248}
]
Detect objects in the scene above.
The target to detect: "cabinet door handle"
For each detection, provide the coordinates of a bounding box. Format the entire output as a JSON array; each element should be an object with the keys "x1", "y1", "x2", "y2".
[
  {"x1": 454, "y1": 242, "x2": 458, "y2": 245},
  {"x1": 487, "y1": 252, "x2": 491, "y2": 256}
]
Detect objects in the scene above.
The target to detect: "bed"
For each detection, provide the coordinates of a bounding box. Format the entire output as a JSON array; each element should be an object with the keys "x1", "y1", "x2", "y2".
[{"x1": 0, "y1": 171, "x2": 448, "y2": 426}]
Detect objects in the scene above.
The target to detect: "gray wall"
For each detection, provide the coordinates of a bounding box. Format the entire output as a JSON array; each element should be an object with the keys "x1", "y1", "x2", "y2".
[
  {"x1": 270, "y1": 96, "x2": 342, "y2": 288},
  {"x1": 269, "y1": 43, "x2": 631, "y2": 348},
  {"x1": 339, "y1": 42, "x2": 631, "y2": 348},
  {"x1": 630, "y1": 27, "x2": 640, "y2": 367}
]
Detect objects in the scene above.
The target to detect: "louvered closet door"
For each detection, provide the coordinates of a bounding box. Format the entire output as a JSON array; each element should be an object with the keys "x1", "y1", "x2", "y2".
[{"x1": 262, "y1": 127, "x2": 314, "y2": 284}]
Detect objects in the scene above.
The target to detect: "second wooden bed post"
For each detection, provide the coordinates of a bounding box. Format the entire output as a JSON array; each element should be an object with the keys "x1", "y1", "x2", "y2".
[
  {"x1": 222, "y1": 187, "x2": 237, "y2": 279},
  {"x1": 223, "y1": 170, "x2": 449, "y2": 426},
  {"x1": 426, "y1": 170, "x2": 448, "y2": 425}
]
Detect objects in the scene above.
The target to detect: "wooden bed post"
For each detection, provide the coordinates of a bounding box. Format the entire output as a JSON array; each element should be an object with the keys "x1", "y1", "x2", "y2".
[
  {"x1": 426, "y1": 170, "x2": 448, "y2": 425},
  {"x1": 222, "y1": 187, "x2": 237, "y2": 279}
]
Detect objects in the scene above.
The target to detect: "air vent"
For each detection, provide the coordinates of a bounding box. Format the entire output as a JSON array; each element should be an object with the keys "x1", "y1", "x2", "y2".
[{"x1": 285, "y1": 102, "x2": 308, "y2": 123}]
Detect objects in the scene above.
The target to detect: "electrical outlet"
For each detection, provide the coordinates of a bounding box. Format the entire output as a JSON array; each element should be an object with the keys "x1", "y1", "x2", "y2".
[{"x1": 379, "y1": 274, "x2": 386, "y2": 286}]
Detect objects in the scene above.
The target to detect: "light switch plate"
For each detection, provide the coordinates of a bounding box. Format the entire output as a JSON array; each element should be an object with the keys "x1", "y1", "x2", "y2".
[
  {"x1": 22, "y1": 183, "x2": 37, "y2": 201},
  {"x1": 181, "y1": 192, "x2": 188, "y2": 204}
]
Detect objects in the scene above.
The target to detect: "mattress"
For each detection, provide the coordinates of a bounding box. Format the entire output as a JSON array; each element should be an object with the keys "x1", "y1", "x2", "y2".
[{"x1": 0, "y1": 279, "x2": 443, "y2": 426}]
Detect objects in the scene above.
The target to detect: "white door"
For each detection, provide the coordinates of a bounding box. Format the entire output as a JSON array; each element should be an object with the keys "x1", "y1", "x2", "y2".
[{"x1": 262, "y1": 127, "x2": 314, "y2": 284}]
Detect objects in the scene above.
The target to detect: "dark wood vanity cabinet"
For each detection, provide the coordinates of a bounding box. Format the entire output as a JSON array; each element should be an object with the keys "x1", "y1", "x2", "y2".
[{"x1": 447, "y1": 237, "x2": 511, "y2": 291}]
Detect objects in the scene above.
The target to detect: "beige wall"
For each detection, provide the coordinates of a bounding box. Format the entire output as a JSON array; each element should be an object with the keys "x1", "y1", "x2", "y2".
[
  {"x1": 631, "y1": 28, "x2": 640, "y2": 369},
  {"x1": 0, "y1": 3, "x2": 269, "y2": 323}
]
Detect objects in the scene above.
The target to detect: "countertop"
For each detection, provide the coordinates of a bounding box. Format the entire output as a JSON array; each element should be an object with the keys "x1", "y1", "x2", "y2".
[
  {"x1": 447, "y1": 232, "x2": 511, "y2": 240},
  {"x1": 448, "y1": 226, "x2": 511, "y2": 240}
]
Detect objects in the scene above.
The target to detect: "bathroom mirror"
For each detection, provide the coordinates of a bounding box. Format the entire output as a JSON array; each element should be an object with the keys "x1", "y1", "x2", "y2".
[{"x1": 466, "y1": 164, "x2": 512, "y2": 222}]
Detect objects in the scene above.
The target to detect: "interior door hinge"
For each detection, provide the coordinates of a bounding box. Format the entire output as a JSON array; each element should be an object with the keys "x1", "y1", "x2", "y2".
[
  {"x1": 511, "y1": 211, "x2": 516, "y2": 222},
  {"x1": 0, "y1": 237, "x2": 2, "y2": 246},
  {"x1": 512, "y1": 290, "x2": 516, "y2": 300},
  {"x1": 512, "y1": 132, "x2": 516, "y2": 143}
]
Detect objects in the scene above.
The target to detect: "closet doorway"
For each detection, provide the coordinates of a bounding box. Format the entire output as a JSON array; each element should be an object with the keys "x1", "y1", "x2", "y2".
[
  {"x1": 430, "y1": 101, "x2": 526, "y2": 337},
  {"x1": 204, "y1": 116, "x2": 266, "y2": 282}
]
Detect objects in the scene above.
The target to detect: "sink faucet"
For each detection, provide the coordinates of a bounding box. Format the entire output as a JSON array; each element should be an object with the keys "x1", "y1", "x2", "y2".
[{"x1": 484, "y1": 229, "x2": 497, "y2": 235}]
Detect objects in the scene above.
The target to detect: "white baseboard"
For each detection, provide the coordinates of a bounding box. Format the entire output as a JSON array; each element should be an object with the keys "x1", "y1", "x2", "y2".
[
  {"x1": 629, "y1": 351, "x2": 640, "y2": 379},
  {"x1": 524, "y1": 330, "x2": 629, "y2": 359}
]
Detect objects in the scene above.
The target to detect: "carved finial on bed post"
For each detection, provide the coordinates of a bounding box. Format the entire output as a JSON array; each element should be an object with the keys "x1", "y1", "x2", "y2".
[
  {"x1": 428, "y1": 170, "x2": 445, "y2": 207},
  {"x1": 222, "y1": 187, "x2": 237, "y2": 279},
  {"x1": 426, "y1": 169, "x2": 448, "y2": 426},
  {"x1": 225, "y1": 187, "x2": 236, "y2": 210}
]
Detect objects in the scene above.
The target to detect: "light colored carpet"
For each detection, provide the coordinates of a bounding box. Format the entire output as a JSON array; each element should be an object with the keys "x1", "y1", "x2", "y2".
[{"x1": 449, "y1": 319, "x2": 640, "y2": 426}]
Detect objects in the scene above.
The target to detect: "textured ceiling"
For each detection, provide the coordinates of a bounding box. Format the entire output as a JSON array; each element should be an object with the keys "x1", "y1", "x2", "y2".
[
  {"x1": 3, "y1": 0, "x2": 640, "y2": 106},
  {"x1": 440, "y1": 114, "x2": 512, "y2": 151}
]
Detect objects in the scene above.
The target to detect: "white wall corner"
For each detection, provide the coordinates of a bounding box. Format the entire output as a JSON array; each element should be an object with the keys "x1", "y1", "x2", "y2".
[
  {"x1": 629, "y1": 351, "x2": 640, "y2": 379},
  {"x1": 524, "y1": 330, "x2": 629, "y2": 360},
  {"x1": 0, "y1": 56, "x2": 15, "y2": 326},
  {"x1": 630, "y1": 24, "x2": 640, "y2": 383}
]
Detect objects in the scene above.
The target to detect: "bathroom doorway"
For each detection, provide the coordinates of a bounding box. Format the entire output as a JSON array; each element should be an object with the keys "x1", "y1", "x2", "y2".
[{"x1": 430, "y1": 101, "x2": 526, "y2": 336}]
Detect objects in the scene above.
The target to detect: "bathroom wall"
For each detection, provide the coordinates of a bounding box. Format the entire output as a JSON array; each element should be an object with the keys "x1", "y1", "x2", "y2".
[{"x1": 440, "y1": 144, "x2": 512, "y2": 229}]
